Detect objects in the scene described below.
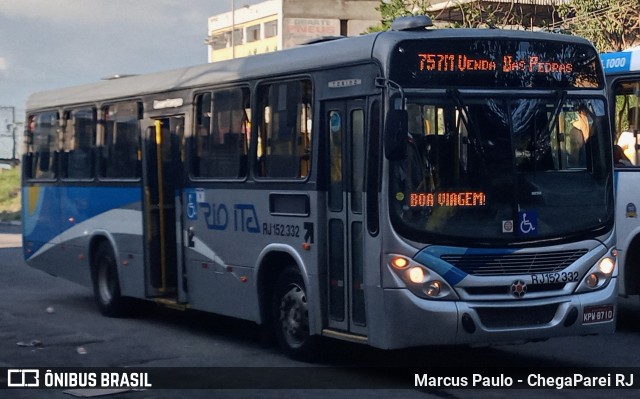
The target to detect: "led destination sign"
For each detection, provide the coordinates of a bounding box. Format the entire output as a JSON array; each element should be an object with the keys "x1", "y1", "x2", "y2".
[
  {"x1": 390, "y1": 39, "x2": 601, "y2": 89},
  {"x1": 410, "y1": 192, "x2": 486, "y2": 208},
  {"x1": 418, "y1": 53, "x2": 574, "y2": 74}
]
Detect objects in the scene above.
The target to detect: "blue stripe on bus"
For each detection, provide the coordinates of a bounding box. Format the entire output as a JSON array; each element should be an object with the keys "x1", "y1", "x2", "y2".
[
  {"x1": 415, "y1": 246, "x2": 521, "y2": 286},
  {"x1": 22, "y1": 185, "x2": 142, "y2": 253},
  {"x1": 413, "y1": 247, "x2": 468, "y2": 286},
  {"x1": 22, "y1": 186, "x2": 54, "y2": 242}
]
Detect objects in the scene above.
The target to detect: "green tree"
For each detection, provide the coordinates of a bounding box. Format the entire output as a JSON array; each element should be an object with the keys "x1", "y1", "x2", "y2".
[
  {"x1": 366, "y1": 0, "x2": 561, "y2": 31},
  {"x1": 366, "y1": 0, "x2": 433, "y2": 32},
  {"x1": 557, "y1": 0, "x2": 640, "y2": 52},
  {"x1": 451, "y1": 1, "x2": 496, "y2": 28},
  {"x1": 449, "y1": 1, "x2": 558, "y2": 29}
]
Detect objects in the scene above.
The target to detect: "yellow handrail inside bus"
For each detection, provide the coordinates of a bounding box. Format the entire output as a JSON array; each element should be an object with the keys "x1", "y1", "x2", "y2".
[{"x1": 154, "y1": 120, "x2": 167, "y2": 293}]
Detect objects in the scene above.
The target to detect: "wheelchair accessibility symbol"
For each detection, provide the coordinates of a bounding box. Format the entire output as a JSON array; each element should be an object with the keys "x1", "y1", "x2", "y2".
[
  {"x1": 186, "y1": 192, "x2": 198, "y2": 220},
  {"x1": 518, "y1": 211, "x2": 537, "y2": 236},
  {"x1": 185, "y1": 188, "x2": 205, "y2": 221}
]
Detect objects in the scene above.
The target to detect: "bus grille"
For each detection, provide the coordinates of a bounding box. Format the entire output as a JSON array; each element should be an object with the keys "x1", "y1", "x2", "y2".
[
  {"x1": 475, "y1": 304, "x2": 559, "y2": 328},
  {"x1": 464, "y1": 283, "x2": 565, "y2": 296},
  {"x1": 441, "y1": 249, "x2": 588, "y2": 276}
]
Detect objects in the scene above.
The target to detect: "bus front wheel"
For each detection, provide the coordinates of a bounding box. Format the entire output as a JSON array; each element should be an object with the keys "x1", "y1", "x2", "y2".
[
  {"x1": 272, "y1": 268, "x2": 319, "y2": 359},
  {"x1": 92, "y1": 242, "x2": 127, "y2": 317}
]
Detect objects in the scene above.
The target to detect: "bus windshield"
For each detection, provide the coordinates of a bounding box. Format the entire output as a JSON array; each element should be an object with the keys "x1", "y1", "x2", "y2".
[{"x1": 389, "y1": 94, "x2": 613, "y2": 244}]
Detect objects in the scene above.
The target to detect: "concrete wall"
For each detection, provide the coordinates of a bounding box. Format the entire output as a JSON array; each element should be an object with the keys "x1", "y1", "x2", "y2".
[{"x1": 283, "y1": 0, "x2": 379, "y2": 35}]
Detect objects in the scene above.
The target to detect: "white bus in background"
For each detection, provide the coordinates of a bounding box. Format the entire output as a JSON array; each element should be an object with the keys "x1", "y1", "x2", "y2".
[{"x1": 602, "y1": 47, "x2": 640, "y2": 298}]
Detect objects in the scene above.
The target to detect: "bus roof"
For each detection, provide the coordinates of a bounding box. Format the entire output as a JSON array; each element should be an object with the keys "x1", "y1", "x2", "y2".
[
  {"x1": 601, "y1": 47, "x2": 640, "y2": 75},
  {"x1": 26, "y1": 33, "x2": 378, "y2": 111},
  {"x1": 26, "y1": 27, "x2": 597, "y2": 111}
]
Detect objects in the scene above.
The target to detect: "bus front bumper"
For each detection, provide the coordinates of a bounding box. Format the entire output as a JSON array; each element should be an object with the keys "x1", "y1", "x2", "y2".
[{"x1": 375, "y1": 277, "x2": 617, "y2": 349}]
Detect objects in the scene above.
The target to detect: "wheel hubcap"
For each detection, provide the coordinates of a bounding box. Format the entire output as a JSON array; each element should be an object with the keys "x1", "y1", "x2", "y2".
[{"x1": 279, "y1": 284, "x2": 309, "y2": 348}]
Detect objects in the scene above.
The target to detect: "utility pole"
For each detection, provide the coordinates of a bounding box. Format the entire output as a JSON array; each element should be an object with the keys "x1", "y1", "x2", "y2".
[
  {"x1": 0, "y1": 106, "x2": 17, "y2": 163},
  {"x1": 10, "y1": 121, "x2": 22, "y2": 165}
]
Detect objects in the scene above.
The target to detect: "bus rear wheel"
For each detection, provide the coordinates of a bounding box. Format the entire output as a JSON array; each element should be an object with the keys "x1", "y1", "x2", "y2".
[
  {"x1": 272, "y1": 268, "x2": 319, "y2": 359},
  {"x1": 93, "y1": 242, "x2": 127, "y2": 317}
]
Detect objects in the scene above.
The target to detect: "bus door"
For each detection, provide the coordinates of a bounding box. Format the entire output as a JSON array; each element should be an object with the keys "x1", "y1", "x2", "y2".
[
  {"x1": 142, "y1": 116, "x2": 185, "y2": 300},
  {"x1": 324, "y1": 99, "x2": 367, "y2": 336}
]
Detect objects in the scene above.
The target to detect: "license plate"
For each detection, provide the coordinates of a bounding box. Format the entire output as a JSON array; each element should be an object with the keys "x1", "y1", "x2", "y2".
[
  {"x1": 583, "y1": 305, "x2": 615, "y2": 324},
  {"x1": 529, "y1": 271, "x2": 580, "y2": 285}
]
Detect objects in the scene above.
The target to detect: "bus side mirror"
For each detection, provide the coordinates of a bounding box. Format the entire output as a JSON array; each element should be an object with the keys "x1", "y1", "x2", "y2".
[{"x1": 384, "y1": 109, "x2": 408, "y2": 160}]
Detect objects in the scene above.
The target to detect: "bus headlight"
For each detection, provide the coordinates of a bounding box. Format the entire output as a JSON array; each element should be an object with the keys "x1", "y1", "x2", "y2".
[
  {"x1": 391, "y1": 256, "x2": 409, "y2": 269},
  {"x1": 425, "y1": 281, "x2": 442, "y2": 297},
  {"x1": 576, "y1": 252, "x2": 616, "y2": 293},
  {"x1": 598, "y1": 257, "x2": 615, "y2": 274},
  {"x1": 408, "y1": 267, "x2": 425, "y2": 283},
  {"x1": 388, "y1": 255, "x2": 458, "y2": 300}
]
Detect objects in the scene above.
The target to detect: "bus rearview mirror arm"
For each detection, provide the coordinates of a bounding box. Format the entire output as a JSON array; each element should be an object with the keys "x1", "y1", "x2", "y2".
[{"x1": 376, "y1": 78, "x2": 408, "y2": 160}]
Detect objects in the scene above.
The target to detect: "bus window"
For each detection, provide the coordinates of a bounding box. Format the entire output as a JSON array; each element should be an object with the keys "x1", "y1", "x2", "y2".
[
  {"x1": 563, "y1": 106, "x2": 591, "y2": 169},
  {"x1": 62, "y1": 107, "x2": 96, "y2": 179},
  {"x1": 100, "y1": 101, "x2": 141, "y2": 179},
  {"x1": 256, "y1": 79, "x2": 312, "y2": 179},
  {"x1": 407, "y1": 104, "x2": 444, "y2": 136},
  {"x1": 366, "y1": 100, "x2": 381, "y2": 235},
  {"x1": 192, "y1": 87, "x2": 249, "y2": 179},
  {"x1": 351, "y1": 109, "x2": 364, "y2": 213},
  {"x1": 613, "y1": 80, "x2": 640, "y2": 165},
  {"x1": 25, "y1": 111, "x2": 58, "y2": 180}
]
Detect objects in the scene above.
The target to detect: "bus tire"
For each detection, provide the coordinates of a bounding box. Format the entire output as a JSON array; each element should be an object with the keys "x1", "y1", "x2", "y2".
[
  {"x1": 272, "y1": 267, "x2": 319, "y2": 359},
  {"x1": 92, "y1": 242, "x2": 128, "y2": 317}
]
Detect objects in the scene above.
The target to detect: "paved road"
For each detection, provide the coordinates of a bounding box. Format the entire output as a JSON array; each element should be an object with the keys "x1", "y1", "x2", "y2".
[{"x1": 0, "y1": 222, "x2": 21, "y2": 248}]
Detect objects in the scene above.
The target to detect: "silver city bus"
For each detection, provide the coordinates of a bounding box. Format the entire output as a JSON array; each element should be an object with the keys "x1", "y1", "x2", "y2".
[{"x1": 23, "y1": 16, "x2": 616, "y2": 358}]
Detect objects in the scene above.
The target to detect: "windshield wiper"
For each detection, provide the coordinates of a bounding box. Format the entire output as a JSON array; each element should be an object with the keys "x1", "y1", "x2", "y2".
[{"x1": 447, "y1": 88, "x2": 487, "y2": 172}]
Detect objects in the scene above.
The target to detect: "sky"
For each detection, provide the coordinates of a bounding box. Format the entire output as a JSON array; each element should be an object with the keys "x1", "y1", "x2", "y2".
[{"x1": 0, "y1": 0, "x2": 260, "y2": 123}]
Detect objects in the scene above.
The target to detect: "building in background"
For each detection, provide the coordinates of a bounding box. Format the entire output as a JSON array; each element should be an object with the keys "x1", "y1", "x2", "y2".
[{"x1": 205, "y1": 0, "x2": 379, "y2": 62}]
